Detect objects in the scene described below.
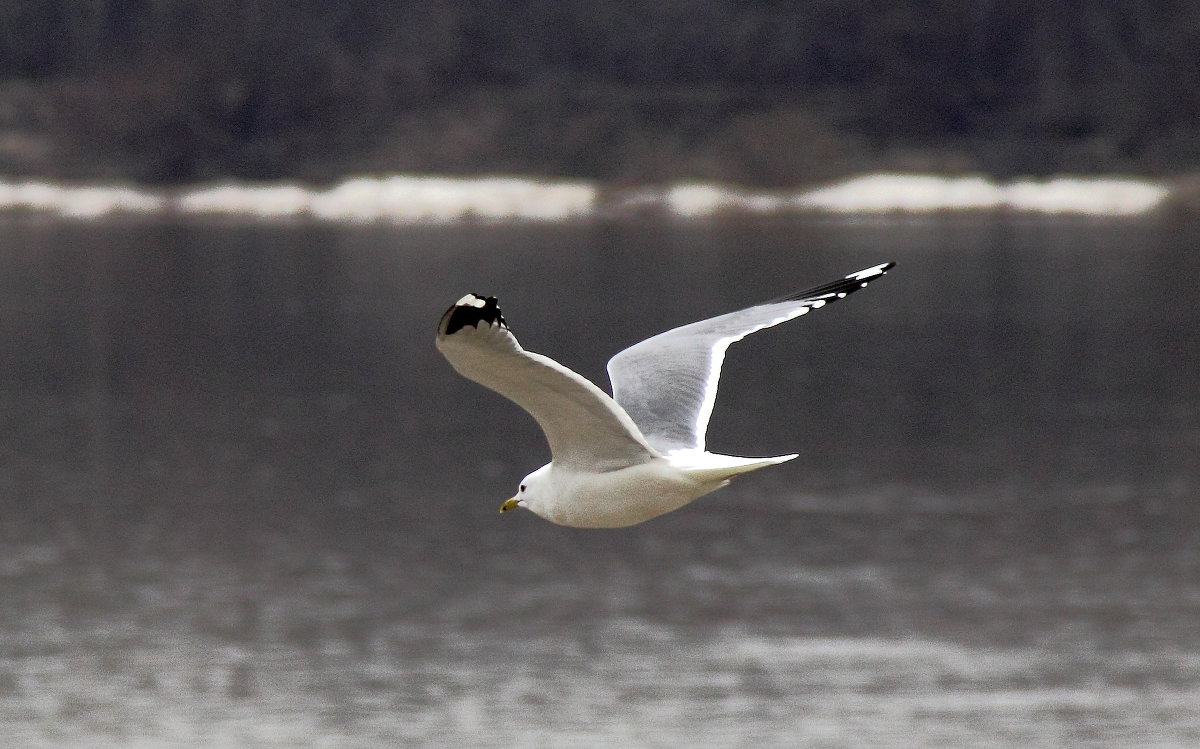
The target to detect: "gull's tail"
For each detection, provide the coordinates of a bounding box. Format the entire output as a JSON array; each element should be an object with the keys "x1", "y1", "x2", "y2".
[{"x1": 670, "y1": 450, "x2": 798, "y2": 484}]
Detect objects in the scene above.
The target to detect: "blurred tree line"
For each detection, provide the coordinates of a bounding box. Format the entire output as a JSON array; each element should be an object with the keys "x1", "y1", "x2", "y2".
[{"x1": 0, "y1": 0, "x2": 1197, "y2": 184}]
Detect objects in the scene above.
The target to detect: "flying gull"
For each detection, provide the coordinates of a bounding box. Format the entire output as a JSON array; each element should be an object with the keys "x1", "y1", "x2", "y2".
[{"x1": 436, "y1": 262, "x2": 894, "y2": 527}]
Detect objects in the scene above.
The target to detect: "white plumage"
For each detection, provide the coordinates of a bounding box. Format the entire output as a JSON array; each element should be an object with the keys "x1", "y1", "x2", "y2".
[{"x1": 436, "y1": 262, "x2": 894, "y2": 527}]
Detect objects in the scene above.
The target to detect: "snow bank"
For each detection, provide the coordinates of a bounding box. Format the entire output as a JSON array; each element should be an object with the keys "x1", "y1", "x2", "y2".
[
  {"x1": 307, "y1": 176, "x2": 596, "y2": 222},
  {"x1": 0, "y1": 173, "x2": 1173, "y2": 222},
  {"x1": 173, "y1": 176, "x2": 597, "y2": 222},
  {"x1": 663, "y1": 183, "x2": 788, "y2": 217},
  {"x1": 797, "y1": 174, "x2": 1169, "y2": 215},
  {"x1": 0, "y1": 181, "x2": 164, "y2": 217},
  {"x1": 795, "y1": 175, "x2": 1006, "y2": 212},
  {"x1": 176, "y1": 183, "x2": 312, "y2": 217},
  {"x1": 620, "y1": 174, "x2": 1169, "y2": 217},
  {"x1": 1002, "y1": 177, "x2": 1168, "y2": 216}
]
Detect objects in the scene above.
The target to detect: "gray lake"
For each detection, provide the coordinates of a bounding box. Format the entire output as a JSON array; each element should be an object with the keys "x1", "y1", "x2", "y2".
[{"x1": 0, "y1": 214, "x2": 1197, "y2": 747}]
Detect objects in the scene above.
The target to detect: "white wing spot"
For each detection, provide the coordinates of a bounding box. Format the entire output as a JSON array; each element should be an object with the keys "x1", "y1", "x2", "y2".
[
  {"x1": 455, "y1": 294, "x2": 486, "y2": 307},
  {"x1": 811, "y1": 300, "x2": 826, "y2": 309},
  {"x1": 847, "y1": 263, "x2": 890, "y2": 281}
]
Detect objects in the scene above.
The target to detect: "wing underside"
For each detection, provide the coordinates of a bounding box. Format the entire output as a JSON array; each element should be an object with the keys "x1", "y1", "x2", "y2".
[
  {"x1": 437, "y1": 294, "x2": 657, "y2": 472},
  {"x1": 606, "y1": 262, "x2": 894, "y2": 453}
]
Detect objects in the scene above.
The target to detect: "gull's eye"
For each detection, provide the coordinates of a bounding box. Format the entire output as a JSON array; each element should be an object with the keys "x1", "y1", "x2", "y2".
[{"x1": 520, "y1": 485, "x2": 526, "y2": 492}]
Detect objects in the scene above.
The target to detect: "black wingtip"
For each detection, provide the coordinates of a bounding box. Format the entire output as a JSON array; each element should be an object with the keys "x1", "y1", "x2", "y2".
[
  {"x1": 768, "y1": 261, "x2": 895, "y2": 305},
  {"x1": 439, "y1": 293, "x2": 507, "y2": 336}
]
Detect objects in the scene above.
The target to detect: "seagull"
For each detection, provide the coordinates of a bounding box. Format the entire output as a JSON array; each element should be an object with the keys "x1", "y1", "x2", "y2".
[{"x1": 436, "y1": 262, "x2": 894, "y2": 528}]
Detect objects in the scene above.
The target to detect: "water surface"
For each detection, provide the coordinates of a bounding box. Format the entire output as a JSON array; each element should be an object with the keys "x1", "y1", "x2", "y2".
[{"x1": 0, "y1": 214, "x2": 1197, "y2": 747}]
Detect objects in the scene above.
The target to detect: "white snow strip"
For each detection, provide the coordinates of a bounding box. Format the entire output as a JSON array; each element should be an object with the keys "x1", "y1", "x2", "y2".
[
  {"x1": 795, "y1": 174, "x2": 1007, "y2": 213},
  {"x1": 665, "y1": 183, "x2": 788, "y2": 217},
  {"x1": 1003, "y1": 177, "x2": 1168, "y2": 216},
  {"x1": 308, "y1": 176, "x2": 596, "y2": 223},
  {"x1": 176, "y1": 183, "x2": 312, "y2": 217},
  {"x1": 0, "y1": 180, "x2": 164, "y2": 217},
  {"x1": 793, "y1": 174, "x2": 1169, "y2": 215},
  {"x1": 0, "y1": 173, "x2": 1173, "y2": 221}
]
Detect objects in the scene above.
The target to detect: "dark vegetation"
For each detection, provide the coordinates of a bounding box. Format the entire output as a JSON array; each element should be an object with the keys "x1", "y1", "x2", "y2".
[{"x1": 1, "y1": 0, "x2": 1198, "y2": 185}]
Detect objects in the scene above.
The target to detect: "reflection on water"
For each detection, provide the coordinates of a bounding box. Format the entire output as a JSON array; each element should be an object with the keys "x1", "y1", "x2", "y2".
[{"x1": 0, "y1": 215, "x2": 1198, "y2": 747}]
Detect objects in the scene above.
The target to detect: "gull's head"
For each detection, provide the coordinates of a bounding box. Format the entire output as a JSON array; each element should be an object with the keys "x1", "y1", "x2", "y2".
[{"x1": 500, "y1": 464, "x2": 551, "y2": 516}]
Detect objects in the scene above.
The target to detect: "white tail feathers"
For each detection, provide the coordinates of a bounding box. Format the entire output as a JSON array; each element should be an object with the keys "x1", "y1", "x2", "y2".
[{"x1": 669, "y1": 450, "x2": 798, "y2": 484}]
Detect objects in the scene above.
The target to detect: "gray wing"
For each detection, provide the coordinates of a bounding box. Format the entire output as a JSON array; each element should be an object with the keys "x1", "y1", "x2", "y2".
[
  {"x1": 606, "y1": 262, "x2": 894, "y2": 453},
  {"x1": 437, "y1": 294, "x2": 658, "y2": 472}
]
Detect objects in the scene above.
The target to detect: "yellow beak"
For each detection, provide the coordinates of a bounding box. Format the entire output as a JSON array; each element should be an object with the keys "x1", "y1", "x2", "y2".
[{"x1": 499, "y1": 497, "x2": 520, "y2": 514}]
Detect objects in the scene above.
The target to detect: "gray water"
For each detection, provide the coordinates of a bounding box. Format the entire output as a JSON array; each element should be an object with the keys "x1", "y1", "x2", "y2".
[{"x1": 0, "y1": 214, "x2": 1197, "y2": 747}]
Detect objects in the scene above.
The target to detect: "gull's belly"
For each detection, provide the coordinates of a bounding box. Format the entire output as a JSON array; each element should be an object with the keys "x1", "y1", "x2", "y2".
[{"x1": 544, "y1": 460, "x2": 722, "y2": 528}]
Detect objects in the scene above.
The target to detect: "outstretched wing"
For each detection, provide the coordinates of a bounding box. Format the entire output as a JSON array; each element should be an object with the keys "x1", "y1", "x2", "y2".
[
  {"x1": 606, "y1": 262, "x2": 894, "y2": 453},
  {"x1": 437, "y1": 294, "x2": 657, "y2": 472}
]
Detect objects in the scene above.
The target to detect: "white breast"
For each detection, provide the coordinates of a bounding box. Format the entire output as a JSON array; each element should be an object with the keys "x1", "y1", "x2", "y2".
[{"x1": 537, "y1": 458, "x2": 721, "y2": 528}]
